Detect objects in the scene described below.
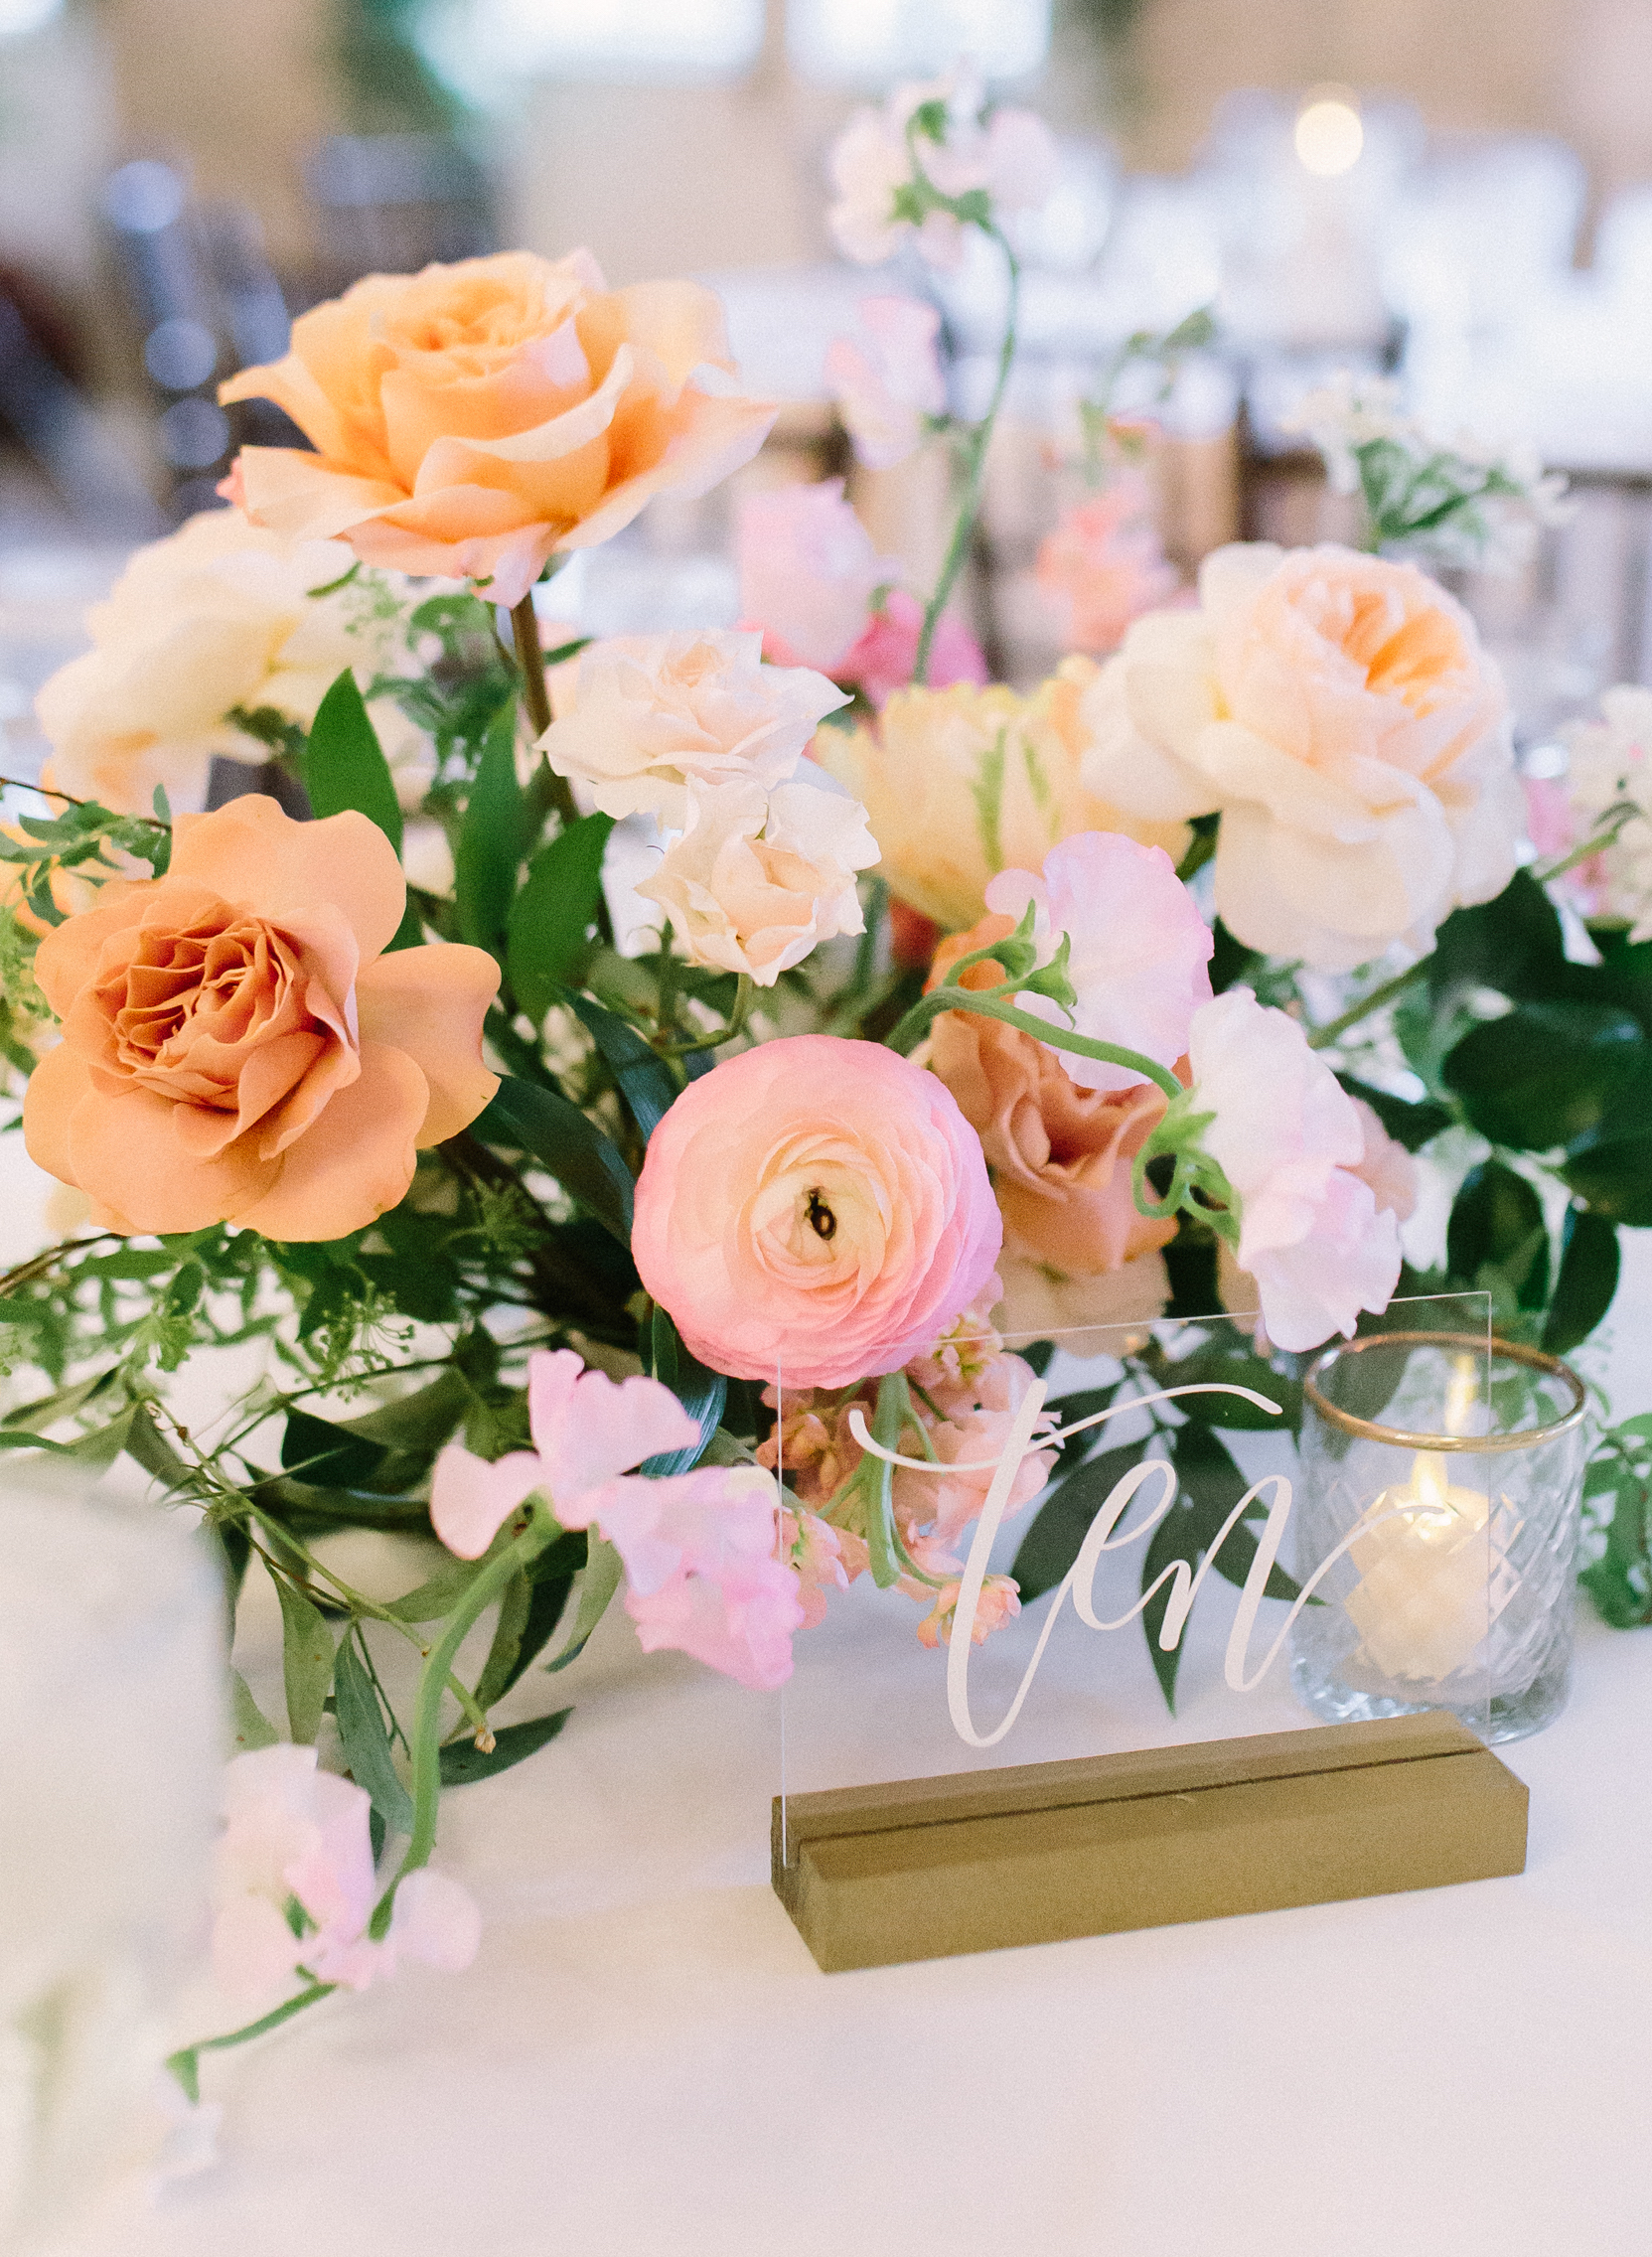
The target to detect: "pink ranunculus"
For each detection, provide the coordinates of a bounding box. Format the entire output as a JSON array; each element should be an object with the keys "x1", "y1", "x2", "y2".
[
  {"x1": 632, "y1": 1034, "x2": 1002, "y2": 1389},
  {"x1": 835, "y1": 587, "x2": 989, "y2": 709},
  {"x1": 825, "y1": 296, "x2": 947, "y2": 472},
  {"x1": 213, "y1": 1745, "x2": 479, "y2": 2008},
  {"x1": 1187, "y1": 988, "x2": 1402, "y2": 1352},
  {"x1": 982, "y1": 829, "x2": 1214, "y2": 1095},
  {"x1": 1034, "y1": 483, "x2": 1181, "y2": 655},
  {"x1": 736, "y1": 479, "x2": 900, "y2": 675}
]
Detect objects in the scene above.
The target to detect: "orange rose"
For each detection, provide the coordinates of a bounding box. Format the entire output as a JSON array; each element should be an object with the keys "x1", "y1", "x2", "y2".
[
  {"x1": 220, "y1": 250, "x2": 777, "y2": 607},
  {"x1": 927, "y1": 916, "x2": 1176, "y2": 1278},
  {"x1": 23, "y1": 798, "x2": 500, "y2": 1240}
]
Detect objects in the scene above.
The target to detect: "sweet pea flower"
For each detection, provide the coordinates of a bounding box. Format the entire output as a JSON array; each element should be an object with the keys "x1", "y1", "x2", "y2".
[
  {"x1": 1348, "y1": 1096, "x2": 1419, "y2": 1224},
  {"x1": 213, "y1": 1745, "x2": 479, "y2": 2008},
  {"x1": 1186, "y1": 988, "x2": 1402, "y2": 1352},
  {"x1": 983, "y1": 829, "x2": 1214, "y2": 1094},
  {"x1": 1551, "y1": 685, "x2": 1652, "y2": 938},
  {"x1": 825, "y1": 296, "x2": 947, "y2": 471},
  {"x1": 632, "y1": 1034, "x2": 1002, "y2": 1388},
  {"x1": 735, "y1": 480, "x2": 900, "y2": 674},
  {"x1": 538, "y1": 630, "x2": 847, "y2": 828},
  {"x1": 827, "y1": 71, "x2": 1059, "y2": 273},
  {"x1": 429, "y1": 1349, "x2": 804, "y2": 1691},
  {"x1": 836, "y1": 589, "x2": 988, "y2": 709},
  {"x1": 637, "y1": 773, "x2": 880, "y2": 984},
  {"x1": 1079, "y1": 542, "x2": 1521, "y2": 972}
]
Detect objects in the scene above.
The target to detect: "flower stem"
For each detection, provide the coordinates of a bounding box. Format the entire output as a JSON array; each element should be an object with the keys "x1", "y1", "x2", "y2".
[
  {"x1": 1306, "y1": 957, "x2": 1430, "y2": 1051},
  {"x1": 662, "y1": 972, "x2": 754, "y2": 1056},
  {"x1": 167, "y1": 1982, "x2": 337, "y2": 2104},
  {"x1": 883, "y1": 980, "x2": 1182, "y2": 1100},
  {"x1": 913, "y1": 227, "x2": 1020, "y2": 687},
  {"x1": 371, "y1": 1504, "x2": 553, "y2": 1935}
]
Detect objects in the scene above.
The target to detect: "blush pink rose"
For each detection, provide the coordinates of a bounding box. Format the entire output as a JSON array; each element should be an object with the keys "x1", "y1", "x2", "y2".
[
  {"x1": 632, "y1": 1034, "x2": 1001, "y2": 1388},
  {"x1": 220, "y1": 250, "x2": 776, "y2": 608},
  {"x1": 23, "y1": 796, "x2": 499, "y2": 1240},
  {"x1": 836, "y1": 589, "x2": 989, "y2": 709}
]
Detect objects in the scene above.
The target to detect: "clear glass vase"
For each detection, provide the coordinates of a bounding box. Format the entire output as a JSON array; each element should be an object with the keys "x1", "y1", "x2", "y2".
[{"x1": 1289, "y1": 1331, "x2": 1588, "y2": 1743}]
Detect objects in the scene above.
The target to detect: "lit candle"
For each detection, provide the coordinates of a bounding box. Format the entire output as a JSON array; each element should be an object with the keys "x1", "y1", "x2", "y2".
[{"x1": 1344, "y1": 1450, "x2": 1508, "y2": 1684}]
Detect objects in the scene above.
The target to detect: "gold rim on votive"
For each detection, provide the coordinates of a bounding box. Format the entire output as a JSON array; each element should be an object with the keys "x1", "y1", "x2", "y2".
[{"x1": 1302, "y1": 1330, "x2": 1587, "y2": 1453}]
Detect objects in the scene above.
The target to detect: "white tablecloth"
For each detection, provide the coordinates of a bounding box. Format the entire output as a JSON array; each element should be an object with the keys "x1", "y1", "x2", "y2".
[{"x1": 5, "y1": 1157, "x2": 1648, "y2": 2257}]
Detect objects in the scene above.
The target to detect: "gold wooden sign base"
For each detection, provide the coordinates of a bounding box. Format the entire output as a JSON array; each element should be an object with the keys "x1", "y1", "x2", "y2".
[{"x1": 772, "y1": 1713, "x2": 1528, "y2": 1973}]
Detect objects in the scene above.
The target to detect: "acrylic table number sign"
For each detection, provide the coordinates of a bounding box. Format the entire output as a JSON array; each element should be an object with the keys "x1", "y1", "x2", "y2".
[{"x1": 770, "y1": 1299, "x2": 1537, "y2": 1973}]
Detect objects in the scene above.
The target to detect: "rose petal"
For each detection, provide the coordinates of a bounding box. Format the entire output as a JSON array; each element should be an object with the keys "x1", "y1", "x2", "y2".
[
  {"x1": 171, "y1": 799, "x2": 406, "y2": 966},
  {"x1": 354, "y1": 943, "x2": 500, "y2": 1146},
  {"x1": 66, "y1": 1083, "x2": 280, "y2": 1235},
  {"x1": 232, "y1": 1039, "x2": 426, "y2": 1241}
]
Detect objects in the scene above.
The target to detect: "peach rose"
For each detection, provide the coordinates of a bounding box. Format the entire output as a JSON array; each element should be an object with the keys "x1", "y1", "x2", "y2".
[
  {"x1": 631, "y1": 1034, "x2": 1001, "y2": 1388},
  {"x1": 23, "y1": 797, "x2": 499, "y2": 1240},
  {"x1": 816, "y1": 664, "x2": 1188, "y2": 931},
  {"x1": 1079, "y1": 542, "x2": 1521, "y2": 971},
  {"x1": 220, "y1": 250, "x2": 777, "y2": 608},
  {"x1": 929, "y1": 916, "x2": 1178, "y2": 1280}
]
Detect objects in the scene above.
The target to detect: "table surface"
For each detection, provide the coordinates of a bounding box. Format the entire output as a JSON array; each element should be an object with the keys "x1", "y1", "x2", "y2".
[{"x1": 5, "y1": 1114, "x2": 1649, "y2": 2257}]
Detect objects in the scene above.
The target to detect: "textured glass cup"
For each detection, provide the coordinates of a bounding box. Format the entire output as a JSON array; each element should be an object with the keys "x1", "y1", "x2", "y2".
[{"x1": 1290, "y1": 1332, "x2": 1588, "y2": 1743}]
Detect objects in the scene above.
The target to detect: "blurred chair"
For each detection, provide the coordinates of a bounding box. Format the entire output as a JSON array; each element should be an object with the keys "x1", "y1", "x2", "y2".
[
  {"x1": 102, "y1": 158, "x2": 298, "y2": 521},
  {"x1": 304, "y1": 134, "x2": 495, "y2": 294}
]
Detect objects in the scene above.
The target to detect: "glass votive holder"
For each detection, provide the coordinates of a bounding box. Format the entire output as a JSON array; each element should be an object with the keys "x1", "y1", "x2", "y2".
[{"x1": 1289, "y1": 1331, "x2": 1588, "y2": 1743}]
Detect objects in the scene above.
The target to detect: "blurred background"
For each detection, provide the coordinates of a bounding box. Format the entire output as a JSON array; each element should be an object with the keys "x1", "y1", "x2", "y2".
[{"x1": 5, "y1": 0, "x2": 1652, "y2": 760}]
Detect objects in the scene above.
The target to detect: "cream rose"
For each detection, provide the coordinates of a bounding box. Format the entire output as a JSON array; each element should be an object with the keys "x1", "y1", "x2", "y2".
[
  {"x1": 221, "y1": 249, "x2": 777, "y2": 608},
  {"x1": 637, "y1": 775, "x2": 879, "y2": 985},
  {"x1": 816, "y1": 662, "x2": 1189, "y2": 932},
  {"x1": 539, "y1": 631, "x2": 847, "y2": 828},
  {"x1": 34, "y1": 509, "x2": 430, "y2": 818},
  {"x1": 1079, "y1": 542, "x2": 1520, "y2": 972}
]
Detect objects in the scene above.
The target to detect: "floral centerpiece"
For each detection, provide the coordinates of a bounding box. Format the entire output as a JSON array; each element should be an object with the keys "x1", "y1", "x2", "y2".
[{"x1": 2, "y1": 71, "x2": 1648, "y2": 2112}]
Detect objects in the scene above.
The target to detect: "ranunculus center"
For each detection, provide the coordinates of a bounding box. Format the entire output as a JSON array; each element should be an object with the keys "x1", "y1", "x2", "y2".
[{"x1": 745, "y1": 1151, "x2": 889, "y2": 1283}]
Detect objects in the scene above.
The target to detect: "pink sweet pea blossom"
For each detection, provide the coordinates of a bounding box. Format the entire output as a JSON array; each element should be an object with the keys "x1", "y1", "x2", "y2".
[
  {"x1": 983, "y1": 829, "x2": 1215, "y2": 1095},
  {"x1": 213, "y1": 1745, "x2": 479, "y2": 2008},
  {"x1": 836, "y1": 588, "x2": 988, "y2": 708},
  {"x1": 827, "y1": 73, "x2": 1058, "y2": 272},
  {"x1": 825, "y1": 296, "x2": 947, "y2": 471},
  {"x1": 1187, "y1": 988, "x2": 1402, "y2": 1352},
  {"x1": 736, "y1": 480, "x2": 900, "y2": 675},
  {"x1": 1034, "y1": 483, "x2": 1181, "y2": 655},
  {"x1": 430, "y1": 1349, "x2": 806, "y2": 1690}
]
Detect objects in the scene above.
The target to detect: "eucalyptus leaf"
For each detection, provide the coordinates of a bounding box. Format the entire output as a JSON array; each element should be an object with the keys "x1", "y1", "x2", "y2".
[
  {"x1": 274, "y1": 1575, "x2": 335, "y2": 1744},
  {"x1": 543, "y1": 1538, "x2": 624, "y2": 1674},
  {"x1": 230, "y1": 1671, "x2": 280, "y2": 1753},
  {"x1": 440, "y1": 1708, "x2": 572, "y2": 1787},
  {"x1": 333, "y1": 1635, "x2": 414, "y2": 1835}
]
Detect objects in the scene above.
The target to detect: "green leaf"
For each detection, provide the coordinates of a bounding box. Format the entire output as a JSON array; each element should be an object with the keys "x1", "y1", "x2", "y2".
[
  {"x1": 1036, "y1": 1384, "x2": 1123, "y2": 1476},
  {"x1": 644, "y1": 1304, "x2": 725, "y2": 1474},
  {"x1": 335, "y1": 1365, "x2": 473, "y2": 1456},
  {"x1": 1561, "y1": 1130, "x2": 1652, "y2": 1227},
  {"x1": 1430, "y1": 868, "x2": 1566, "y2": 1004},
  {"x1": 1010, "y1": 1441, "x2": 1145, "y2": 1604},
  {"x1": 384, "y1": 1555, "x2": 489, "y2": 1623},
  {"x1": 567, "y1": 988, "x2": 675, "y2": 1143},
  {"x1": 274, "y1": 1575, "x2": 335, "y2": 1744},
  {"x1": 333, "y1": 1635, "x2": 414, "y2": 1835},
  {"x1": 230, "y1": 1670, "x2": 280, "y2": 1752},
  {"x1": 455, "y1": 693, "x2": 522, "y2": 958},
  {"x1": 303, "y1": 672, "x2": 403, "y2": 851},
  {"x1": 440, "y1": 1708, "x2": 572, "y2": 1787},
  {"x1": 475, "y1": 1075, "x2": 635, "y2": 1242},
  {"x1": 1171, "y1": 1425, "x2": 1302, "y2": 1604},
  {"x1": 1446, "y1": 1161, "x2": 1550, "y2": 1308},
  {"x1": 1335, "y1": 1075, "x2": 1452, "y2": 1153},
  {"x1": 1443, "y1": 1003, "x2": 1644, "y2": 1149},
  {"x1": 303, "y1": 672, "x2": 422, "y2": 951},
  {"x1": 1, "y1": 1368, "x2": 117, "y2": 1429},
  {"x1": 0, "y1": 1429, "x2": 70, "y2": 1454},
  {"x1": 281, "y1": 1409, "x2": 390, "y2": 1491},
  {"x1": 1139, "y1": 1494, "x2": 1190, "y2": 1714},
  {"x1": 124, "y1": 1402, "x2": 195, "y2": 1492},
  {"x1": 1543, "y1": 1208, "x2": 1620, "y2": 1355},
  {"x1": 507, "y1": 815, "x2": 615, "y2": 1024},
  {"x1": 543, "y1": 1537, "x2": 624, "y2": 1674},
  {"x1": 1164, "y1": 1345, "x2": 1301, "y2": 1431}
]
